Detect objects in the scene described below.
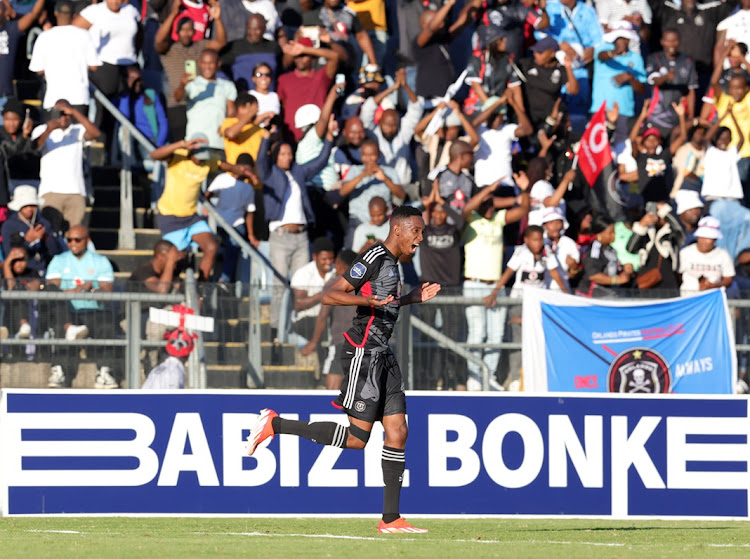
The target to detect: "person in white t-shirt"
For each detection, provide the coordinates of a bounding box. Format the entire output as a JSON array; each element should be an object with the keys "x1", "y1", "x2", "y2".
[
  {"x1": 679, "y1": 216, "x2": 736, "y2": 295},
  {"x1": 701, "y1": 106, "x2": 745, "y2": 202},
  {"x1": 716, "y1": 2, "x2": 750, "y2": 62},
  {"x1": 205, "y1": 153, "x2": 259, "y2": 282},
  {"x1": 31, "y1": 100, "x2": 101, "y2": 229},
  {"x1": 250, "y1": 62, "x2": 280, "y2": 120},
  {"x1": 351, "y1": 196, "x2": 390, "y2": 252},
  {"x1": 29, "y1": 0, "x2": 101, "y2": 114},
  {"x1": 290, "y1": 236, "x2": 336, "y2": 368},
  {"x1": 471, "y1": 93, "x2": 533, "y2": 187},
  {"x1": 241, "y1": 0, "x2": 280, "y2": 41},
  {"x1": 485, "y1": 225, "x2": 568, "y2": 389},
  {"x1": 516, "y1": 157, "x2": 575, "y2": 226},
  {"x1": 542, "y1": 206, "x2": 580, "y2": 291}
]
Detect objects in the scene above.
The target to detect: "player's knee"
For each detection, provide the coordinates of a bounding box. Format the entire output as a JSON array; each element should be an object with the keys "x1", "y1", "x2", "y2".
[
  {"x1": 346, "y1": 424, "x2": 371, "y2": 449},
  {"x1": 385, "y1": 421, "x2": 408, "y2": 447}
]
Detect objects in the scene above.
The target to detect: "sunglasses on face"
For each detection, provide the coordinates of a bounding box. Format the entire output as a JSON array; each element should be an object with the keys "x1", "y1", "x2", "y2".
[
  {"x1": 66, "y1": 237, "x2": 87, "y2": 243},
  {"x1": 254, "y1": 72, "x2": 271, "y2": 78}
]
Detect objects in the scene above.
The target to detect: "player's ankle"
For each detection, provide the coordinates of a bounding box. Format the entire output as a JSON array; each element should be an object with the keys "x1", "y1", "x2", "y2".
[
  {"x1": 382, "y1": 514, "x2": 400, "y2": 524},
  {"x1": 271, "y1": 416, "x2": 281, "y2": 433}
]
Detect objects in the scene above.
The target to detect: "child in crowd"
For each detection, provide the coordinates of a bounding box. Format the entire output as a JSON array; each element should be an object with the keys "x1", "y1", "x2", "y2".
[
  {"x1": 351, "y1": 196, "x2": 389, "y2": 252},
  {"x1": 542, "y1": 206, "x2": 581, "y2": 291},
  {"x1": 701, "y1": 105, "x2": 745, "y2": 202},
  {"x1": 679, "y1": 216, "x2": 736, "y2": 295}
]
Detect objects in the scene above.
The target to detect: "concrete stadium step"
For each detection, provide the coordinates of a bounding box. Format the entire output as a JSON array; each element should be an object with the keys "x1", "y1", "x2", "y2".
[
  {"x1": 90, "y1": 228, "x2": 162, "y2": 252},
  {"x1": 93, "y1": 185, "x2": 148, "y2": 208},
  {"x1": 206, "y1": 364, "x2": 244, "y2": 388},
  {"x1": 87, "y1": 207, "x2": 153, "y2": 229},
  {"x1": 98, "y1": 249, "x2": 153, "y2": 274},
  {"x1": 263, "y1": 365, "x2": 317, "y2": 389},
  {"x1": 203, "y1": 341, "x2": 296, "y2": 366}
]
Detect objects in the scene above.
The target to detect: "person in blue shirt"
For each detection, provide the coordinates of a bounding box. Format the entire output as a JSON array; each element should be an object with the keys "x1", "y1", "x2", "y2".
[
  {"x1": 45, "y1": 225, "x2": 119, "y2": 389},
  {"x1": 591, "y1": 26, "x2": 646, "y2": 147},
  {"x1": 537, "y1": 0, "x2": 603, "y2": 131}
]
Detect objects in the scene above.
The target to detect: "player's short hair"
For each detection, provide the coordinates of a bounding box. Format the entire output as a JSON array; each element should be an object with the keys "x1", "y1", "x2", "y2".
[
  {"x1": 591, "y1": 215, "x2": 614, "y2": 235},
  {"x1": 390, "y1": 205, "x2": 422, "y2": 228},
  {"x1": 236, "y1": 152, "x2": 255, "y2": 167},
  {"x1": 449, "y1": 140, "x2": 472, "y2": 160},
  {"x1": 368, "y1": 196, "x2": 386, "y2": 210},
  {"x1": 236, "y1": 91, "x2": 258, "y2": 107},
  {"x1": 524, "y1": 225, "x2": 544, "y2": 237},
  {"x1": 361, "y1": 138, "x2": 379, "y2": 153},
  {"x1": 337, "y1": 249, "x2": 357, "y2": 267},
  {"x1": 312, "y1": 236, "x2": 335, "y2": 254}
]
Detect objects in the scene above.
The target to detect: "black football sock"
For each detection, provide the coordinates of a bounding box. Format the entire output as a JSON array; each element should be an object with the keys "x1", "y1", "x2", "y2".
[
  {"x1": 381, "y1": 446, "x2": 405, "y2": 523},
  {"x1": 271, "y1": 417, "x2": 347, "y2": 448}
]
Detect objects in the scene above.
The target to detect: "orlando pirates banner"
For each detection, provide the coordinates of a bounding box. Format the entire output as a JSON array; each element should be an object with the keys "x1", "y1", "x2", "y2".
[{"x1": 522, "y1": 288, "x2": 736, "y2": 394}]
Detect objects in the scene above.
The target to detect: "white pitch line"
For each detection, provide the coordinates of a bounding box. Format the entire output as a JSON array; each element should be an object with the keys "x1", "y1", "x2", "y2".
[{"x1": 26, "y1": 530, "x2": 84, "y2": 534}]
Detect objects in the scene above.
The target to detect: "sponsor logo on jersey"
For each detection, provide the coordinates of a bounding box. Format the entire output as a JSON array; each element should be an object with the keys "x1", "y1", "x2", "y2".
[{"x1": 350, "y1": 262, "x2": 367, "y2": 279}]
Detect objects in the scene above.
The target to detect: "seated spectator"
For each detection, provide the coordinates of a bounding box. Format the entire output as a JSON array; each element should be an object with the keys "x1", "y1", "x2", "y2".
[
  {"x1": 220, "y1": 13, "x2": 282, "y2": 91},
  {"x1": 629, "y1": 101, "x2": 687, "y2": 203},
  {"x1": 542, "y1": 206, "x2": 580, "y2": 291},
  {"x1": 701, "y1": 107, "x2": 745, "y2": 203},
  {"x1": 0, "y1": 99, "x2": 38, "y2": 204},
  {"x1": 290, "y1": 236, "x2": 335, "y2": 366},
  {"x1": 461, "y1": 180, "x2": 530, "y2": 391},
  {"x1": 517, "y1": 37, "x2": 579, "y2": 129},
  {"x1": 2, "y1": 245, "x2": 42, "y2": 341},
  {"x1": 679, "y1": 215, "x2": 735, "y2": 295},
  {"x1": 360, "y1": 67, "x2": 425, "y2": 187},
  {"x1": 576, "y1": 215, "x2": 634, "y2": 297},
  {"x1": 150, "y1": 133, "x2": 256, "y2": 280},
  {"x1": 0, "y1": 0, "x2": 46, "y2": 100},
  {"x1": 596, "y1": 0, "x2": 651, "y2": 54},
  {"x1": 671, "y1": 124, "x2": 706, "y2": 197},
  {"x1": 515, "y1": 157, "x2": 574, "y2": 226},
  {"x1": 301, "y1": 0, "x2": 376, "y2": 73},
  {"x1": 339, "y1": 139, "x2": 404, "y2": 245},
  {"x1": 205, "y1": 153, "x2": 259, "y2": 282},
  {"x1": 28, "y1": 0, "x2": 101, "y2": 116},
  {"x1": 626, "y1": 201, "x2": 686, "y2": 296},
  {"x1": 485, "y1": 225, "x2": 568, "y2": 389},
  {"x1": 156, "y1": 0, "x2": 227, "y2": 141},
  {"x1": 645, "y1": 28, "x2": 698, "y2": 137},
  {"x1": 414, "y1": 0, "x2": 478, "y2": 102},
  {"x1": 220, "y1": 91, "x2": 264, "y2": 164},
  {"x1": 675, "y1": 189, "x2": 704, "y2": 248},
  {"x1": 45, "y1": 225, "x2": 118, "y2": 389},
  {"x1": 32, "y1": 100, "x2": 101, "y2": 230},
  {"x1": 176, "y1": 48, "x2": 237, "y2": 151},
  {"x1": 1, "y1": 186, "x2": 62, "y2": 277},
  {"x1": 351, "y1": 196, "x2": 389, "y2": 252},
  {"x1": 330, "y1": 115, "x2": 373, "y2": 185},
  {"x1": 414, "y1": 101, "x2": 479, "y2": 182},
  {"x1": 464, "y1": 25, "x2": 521, "y2": 115},
  {"x1": 472, "y1": 93, "x2": 533, "y2": 187},
  {"x1": 277, "y1": 38, "x2": 338, "y2": 142},
  {"x1": 250, "y1": 62, "x2": 281, "y2": 120}
]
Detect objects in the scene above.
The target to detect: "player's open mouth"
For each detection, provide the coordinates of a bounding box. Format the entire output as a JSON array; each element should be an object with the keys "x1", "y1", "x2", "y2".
[{"x1": 410, "y1": 243, "x2": 420, "y2": 253}]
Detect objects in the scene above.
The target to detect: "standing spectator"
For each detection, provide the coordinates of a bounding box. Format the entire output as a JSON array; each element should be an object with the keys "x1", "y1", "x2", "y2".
[
  {"x1": 576, "y1": 216, "x2": 634, "y2": 297},
  {"x1": 516, "y1": 158, "x2": 575, "y2": 226},
  {"x1": 351, "y1": 196, "x2": 389, "y2": 252},
  {"x1": 290, "y1": 236, "x2": 335, "y2": 366},
  {"x1": 516, "y1": 36, "x2": 579, "y2": 129},
  {"x1": 176, "y1": 48, "x2": 238, "y2": 151},
  {"x1": 542, "y1": 206, "x2": 580, "y2": 291},
  {"x1": 277, "y1": 38, "x2": 338, "y2": 142},
  {"x1": 220, "y1": 13, "x2": 282, "y2": 91},
  {"x1": 73, "y1": 0, "x2": 142, "y2": 147},
  {"x1": 478, "y1": 0, "x2": 550, "y2": 60},
  {"x1": 0, "y1": 99, "x2": 37, "y2": 205},
  {"x1": 155, "y1": 0, "x2": 226, "y2": 141},
  {"x1": 205, "y1": 153, "x2": 259, "y2": 282},
  {"x1": 626, "y1": 202, "x2": 686, "y2": 296},
  {"x1": 414, "y1": 0, "x2": 478, "y2": 101},
  {"x1": 701, "y1": 106, "x2": 745, "y2": 203},
  {"x1": 29, "y1": 0, "x2": 102, "y2": 116},
  {"x1": 242, "y1": 0, "x2": 281, "y2": 42},
  {"x1": 45, "y1": 225, "x2": 118, "y2": 389},
  {"x1": 250, "y1": 62, "x2": 281, "y2": 120},
  {"x1": 539, "y1": 0, "x2": 603, "y2": 131},
  {"x1": 256, "y1": 121, "x2": 336, "y2": 337},
  {"x1": 591, "y1": 24, "x2": 646, "y2": 145},
  {"x1": 427, "y1": 140, "x2": 477, "y2": 216},
  {"x1": 31, "y1": 100, "x2": 101, "y2": 229},
  {"x1": 461, "y1": 180, "x2": 530, "y2": 391},
  {"x1": 0, "y1": 0, "x2": 46, "y2": 102},
  {"x1": 679, "y1": 215, "x2": 735, "y2": 295},
  {"x1": 1, "y1": 185, "x2": 61, "y2": 277},
  {"x1": 674, "y1": 189, "x2": 704, "y2": 248},
  {"x1": 715, "y1": 0, "x2": 750, "y2": 67},
  {"x1": 464, "y1": 25, "x2": 522, "y2": 114},
  {"x1": 220, "y1": 91, "x2": 264, "y2": 164},
  {"x1": 671, "y1": 124, "x2": 706, "y2": 197},
  {"x1": 645, "y1": 28, "x2": 699, "y2": 137},
  {"x1": 595, "y1": 0, "x2": 651, "y2": 54},
  {"x1": 347, "y1": 0, "x2": 387, "y2": 68},
  {"x1": 331, "y1": 115, "x2": 370, "y2": 185}
]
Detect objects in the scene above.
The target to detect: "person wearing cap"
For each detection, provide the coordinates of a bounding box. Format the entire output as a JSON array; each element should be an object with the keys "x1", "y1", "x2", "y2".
[
  {"x1": 295, "y1": 82, "x2": 342, "y2": 191},
  {"x1": 414, "y1": 0, "x2": 480, "y2": 101},
  {"x1": 629, "y1": 99, "x2": 687, "y2": 203},
  {"x1": 674, "y1": 189, "x2": 704, "y2": 248},
  {"x1": 542, "y1": 205, "x2": 580, "y2": 291},
  {"x1": 591, "y1": 22, "x2": 646, "y2": 144},
  {"x1": 176, "y1": 48, "x2": 238, "y2": 151},
  {"x1": 155, "y1": 0, "x2": 227, "y2": 142},
  {"x1": 142, "y1": 328, "x2": 193, "y2": 389},
  {"x1": 31, "y1": 99, "x2": 101, "y2": 230},
  {"x1": 340, "y1": 64, "x2": 385, "y2": 121},
  {"x1": 149, "y1": 133, "x2": 257, "y2": 280},
  {"x1": 679, "y1": 215, "x2": 735, "y2": 295},
  {"x1": 219, "y1": 13, "x2": 282, "y2": 93},
  {"x1": 1, "y1": 185, "x2": 61, "y2": 277},
  {"x1": 0, "y1": 99, "x2": 37, "y2": 206},
  {"x1": 478, "y1": 0, "x2": 549, "y2": 60},
  {"x1": 414, "y1": 99, "x2": 479, "y2": 178},
  {"x1": 464, "y1": 24, "x2": 523, "y2": 114},
  {"x1": 516, "y1": 35, "x2": 579, "y2": 129},
  {"x1": 596, "y1": 0, "x2": 651, "y2": 54},
  {"x1": 626, "y1": 201, "x2": 686, "y2": 295},
  {"x1": 28, "y1": 0, "x2": 101, "y2": 116},
  {"x1": 0, "y1": 0, "x2": 46, "y2": 101}
]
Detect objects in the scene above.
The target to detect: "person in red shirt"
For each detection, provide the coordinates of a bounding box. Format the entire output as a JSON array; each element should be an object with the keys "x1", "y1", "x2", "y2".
[{"x1": 277, "y1": 38, "x2": 338, "y2": 142}]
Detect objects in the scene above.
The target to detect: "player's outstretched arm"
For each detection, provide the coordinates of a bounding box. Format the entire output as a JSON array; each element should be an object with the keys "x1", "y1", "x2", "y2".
[
  {"x1": 400, "y1": 282, "x2": 442, "y2": 306},
  {"x1": 322, "y1": 276, "x2": 394, "y2": 307}
]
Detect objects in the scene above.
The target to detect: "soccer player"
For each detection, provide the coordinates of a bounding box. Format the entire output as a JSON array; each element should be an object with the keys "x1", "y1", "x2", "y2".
[{"x1": 247, "y1": 205, "x2": 441, "y2": 533}]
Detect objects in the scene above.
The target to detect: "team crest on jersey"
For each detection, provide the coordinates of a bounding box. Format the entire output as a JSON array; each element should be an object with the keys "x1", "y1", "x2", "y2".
[
  {"x1": 350, "y1": 262, "x2": 367, "y2": 279},
  {"x1": 354, "y1": 401, "x2": 366, "y2": 412},
  {"x1": 607, "y1": 348, "x2": 671, "y2": 394}
]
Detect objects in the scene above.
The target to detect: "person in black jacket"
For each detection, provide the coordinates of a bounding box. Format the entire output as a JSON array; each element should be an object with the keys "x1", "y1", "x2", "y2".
[{"x1": 0, "y1": 99, "x2": 38, "y2": 207}]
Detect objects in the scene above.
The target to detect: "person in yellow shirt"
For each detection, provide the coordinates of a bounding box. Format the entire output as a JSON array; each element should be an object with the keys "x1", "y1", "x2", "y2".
[
  {"x1": 711, "y1": 72, "x2": 750, "y2": 200},
  {"x1": 150, "y1": 133, "x2": 257, "y2": 280},
  {"x1": 220, "y1": 91, "x2": 266, "y2": 164},
  {"x1": 348, "y1": 0, "x2": 387, "y2": 67}
]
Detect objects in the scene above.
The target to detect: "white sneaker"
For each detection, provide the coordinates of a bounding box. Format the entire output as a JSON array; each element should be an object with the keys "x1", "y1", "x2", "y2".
[
  {"x1": 48, "y1": 365, "x2": 65, "y2": 388},
  {"x1": 488, "y1": 377, "x2": 506, "y2": 392},
  {"x1": 95, "y1": 366, "x2": 118, "y2": 389},
  {"x1": 16, "y1": 322, "x2": 31, "y2": 339},
  {"x1": 65, "y1": 324, "x2": 89, "y2": 340},
  {"x1": 466, "y1": 376, "x2": 482, "y2": 391},
  {"x1": 507, "y1": 379, "x2": 521, "y2": 392}
]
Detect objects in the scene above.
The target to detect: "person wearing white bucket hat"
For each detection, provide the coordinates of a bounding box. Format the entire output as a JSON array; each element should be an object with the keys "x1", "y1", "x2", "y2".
[
  {"x1": 542, "y1": 206, "x2": 580, "y2": 291},
  {"x1": 674, "y1": 189, "x2": 704, "y2": 247},
  {"x1": 1, "y1": 185, "x2": 61, "y2": 277},
  {"x1": 679, "y1": 215, "x2": 735, "y2": 295}
]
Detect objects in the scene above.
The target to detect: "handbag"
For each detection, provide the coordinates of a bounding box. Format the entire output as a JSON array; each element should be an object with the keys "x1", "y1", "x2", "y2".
[{"x1": 636, "y1": 254, "x2": 663, "y2": 290}]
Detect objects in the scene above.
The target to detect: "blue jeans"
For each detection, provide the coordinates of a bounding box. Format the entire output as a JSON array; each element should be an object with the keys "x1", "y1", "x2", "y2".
[{"x1": 217, "y1": 223, "x2": 246, "y2": 283}]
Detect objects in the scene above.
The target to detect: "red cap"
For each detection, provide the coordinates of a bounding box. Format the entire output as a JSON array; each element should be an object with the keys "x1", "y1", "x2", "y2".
[
  {"x1": 164, "y1": 328, "x2": 196, "y2": 358},
  {"x1": 296, "y1": 37, "x2": 314, "y2": 49},
  {"x1": 642, "y1": 127, "x2": 661, "y2": 140}
]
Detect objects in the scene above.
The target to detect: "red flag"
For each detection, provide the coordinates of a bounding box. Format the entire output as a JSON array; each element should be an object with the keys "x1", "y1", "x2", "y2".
[{"x1": 577, "y1": 102, "x2": 613, "y2": 186}]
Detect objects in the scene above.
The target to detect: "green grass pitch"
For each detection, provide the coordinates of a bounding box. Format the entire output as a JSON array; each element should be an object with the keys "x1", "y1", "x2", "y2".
[{"x1": 2, "y1": 517, "x2": 750, "y2": 558}]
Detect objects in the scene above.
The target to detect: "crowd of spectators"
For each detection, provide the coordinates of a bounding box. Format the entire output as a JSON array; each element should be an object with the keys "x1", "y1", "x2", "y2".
[{"x1": 0, "y1": 0, "x2": 750, "y2": 390}]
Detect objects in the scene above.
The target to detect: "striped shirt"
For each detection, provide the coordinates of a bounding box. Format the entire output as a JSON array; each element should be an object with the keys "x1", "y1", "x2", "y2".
[{"x1": 160, "y1": 39, "x2": 207, "y2": 107}]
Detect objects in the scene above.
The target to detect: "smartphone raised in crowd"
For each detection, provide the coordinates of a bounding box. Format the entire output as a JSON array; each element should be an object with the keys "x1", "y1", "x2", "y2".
[{"x1": 185, "y1": 59, "x2": 197, "y2": 81}]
